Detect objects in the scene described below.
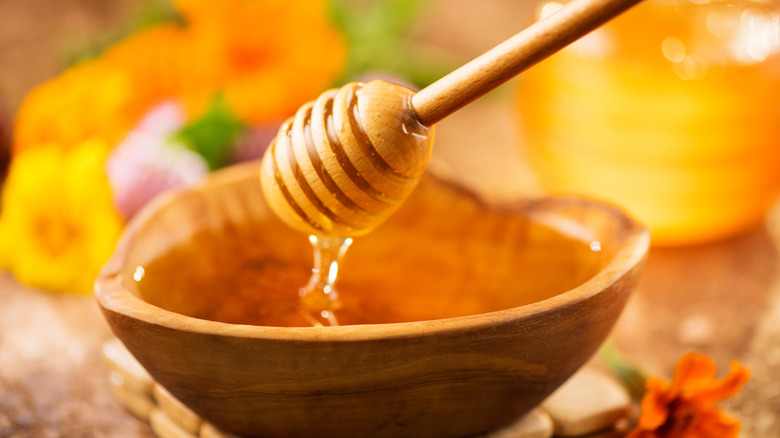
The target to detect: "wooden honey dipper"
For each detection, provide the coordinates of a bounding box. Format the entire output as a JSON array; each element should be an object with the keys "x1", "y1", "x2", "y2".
[{"x1": 260, "y1": 0, "x2": 642, "y2": 237}]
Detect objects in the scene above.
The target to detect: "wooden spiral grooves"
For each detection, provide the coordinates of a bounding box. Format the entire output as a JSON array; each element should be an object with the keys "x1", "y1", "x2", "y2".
[{"x1": 260, "y1": 80, "x2": 433, "y2": 237}]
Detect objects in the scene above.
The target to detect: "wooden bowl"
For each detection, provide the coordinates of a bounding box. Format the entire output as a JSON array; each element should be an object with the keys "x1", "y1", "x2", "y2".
[{"x1": 95, "y1": 162, "x2": 649, "y2": 438}]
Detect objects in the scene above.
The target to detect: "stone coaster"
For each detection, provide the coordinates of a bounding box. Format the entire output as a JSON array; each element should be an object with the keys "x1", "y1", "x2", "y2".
[
  {"x1": 103, "y1": 338, "x2": 630, "y2": 438},
  {"x1": 542, "y1": 368, "x2": 631, "y2": 437},
  {"x1": 481, "y1": 408, "x2": 553, "y2": 438}
]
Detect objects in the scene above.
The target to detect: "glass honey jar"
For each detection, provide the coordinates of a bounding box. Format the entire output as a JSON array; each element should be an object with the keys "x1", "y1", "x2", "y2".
[{"x1": 517, "y1": 0, "x2": 780, "y2": 245}]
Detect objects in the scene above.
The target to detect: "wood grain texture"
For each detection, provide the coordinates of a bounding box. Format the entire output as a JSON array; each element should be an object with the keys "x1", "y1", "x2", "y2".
[
  {"x1": 96, "y1": 163, "x2": 649, "y2": 438},
  {"x1": 260, "y1": 80, "x2": 432, "y2": 238},
  {"x1": 410, "y1": 0, "x2": 643, "y2": 125}
]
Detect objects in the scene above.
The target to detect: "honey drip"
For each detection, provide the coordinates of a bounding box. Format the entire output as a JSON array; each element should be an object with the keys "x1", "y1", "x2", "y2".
[{"x1": 298, "y1": 235, "x2": 352, "y2": 327}]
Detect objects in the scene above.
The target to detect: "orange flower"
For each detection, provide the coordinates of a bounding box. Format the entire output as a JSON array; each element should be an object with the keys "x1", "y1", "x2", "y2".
[
  {"x1": 15, "y1": 0, "x2": 345, "y2": 156},
  {"x1": 174, "y1": 0, "x2": 346, "y2": 124},
  {"x1": 16, "y1": 0, "x2": 345, "y2": 155},
  {"x1": 103, "y1": 25, "x2": 193, "y2": 114},
  {"x1": 628, "y1": 353, "x2": 751, "y2": 438},
  {"x1": 101, "y1": 23, "x2": 217, "y2": 121},
  {"x1": 13, "y1": 60, "x2": 137, "y2": 152}
]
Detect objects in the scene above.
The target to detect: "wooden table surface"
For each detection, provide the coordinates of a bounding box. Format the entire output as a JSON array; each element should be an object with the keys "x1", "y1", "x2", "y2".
[{"x1": 2, "y1": 92, "x2": 779, "y2": 437}]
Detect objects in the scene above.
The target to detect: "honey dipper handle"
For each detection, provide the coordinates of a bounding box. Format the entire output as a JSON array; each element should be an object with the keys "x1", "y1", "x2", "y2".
[{"x1": 410, "y1": 0, "x2": 642, "y2": 126}]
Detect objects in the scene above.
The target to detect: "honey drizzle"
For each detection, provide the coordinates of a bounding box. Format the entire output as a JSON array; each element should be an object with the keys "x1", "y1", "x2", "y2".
[{"x1": 298, "y1": 235, "x2": 353, "y2": 327}]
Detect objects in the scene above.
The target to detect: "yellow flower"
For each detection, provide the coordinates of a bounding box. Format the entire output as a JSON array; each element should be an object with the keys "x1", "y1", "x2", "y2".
[
  {"x1": 0, "y1": 139, "x2": 124, "y2": 293},
  {"x1": 13, "y1": 60, "x2": 138, "y2": 153}
]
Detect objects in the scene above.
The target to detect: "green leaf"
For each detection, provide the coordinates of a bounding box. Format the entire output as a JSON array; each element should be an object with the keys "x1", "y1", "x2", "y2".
[
  {"x1": 599, "y1": 341, "x2": 651, "y2": 401},
  {"x1": 328, "y1": 0, "x2": 449, "y2": 88},
  {"x1": 171, "y1": 95, "x2": 245, "y2": 170}
]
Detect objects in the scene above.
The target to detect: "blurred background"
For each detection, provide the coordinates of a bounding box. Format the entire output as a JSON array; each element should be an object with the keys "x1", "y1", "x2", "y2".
[{"x1": 1, "y1": 0, "x2": 780, "y2": 436}]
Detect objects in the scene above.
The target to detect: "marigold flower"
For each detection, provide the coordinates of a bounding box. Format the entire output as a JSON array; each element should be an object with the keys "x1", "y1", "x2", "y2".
[
  {"x1": 3, "y1": 0, "x2": 348, "y2": 295},
  {"x1": 174, "y1": 0, "x2": 346, "y2": 124},
  {"x1": 16, "y1": 0, "x2": 345, "y2": 155},
  {"x1": 13, "y1": 60, "x2": 138, "y2": 153},
  {"x1": 101, "y1": 23, "x2": 216, "y2": 120},
  {"x1": 627, "y1": 353, "x2": 751, "y2": 438},
  {"x1": 0, "y1": 140, "x2": 124, "y2": 293}
]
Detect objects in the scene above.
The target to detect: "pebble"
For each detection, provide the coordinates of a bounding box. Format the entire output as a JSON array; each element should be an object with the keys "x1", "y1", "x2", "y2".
[
  {"x1": 483, "y1": 408, "x2": 553, "y2": 438},
  {"x1": 541, "y1": 368, "x2": 630, "y2": 437},
  {"x1": 154, "y1": 384, "x2": 202, "y2": 434},
  {"x1": 102, "y1": 338, "x2": 154, "y2": 396}
]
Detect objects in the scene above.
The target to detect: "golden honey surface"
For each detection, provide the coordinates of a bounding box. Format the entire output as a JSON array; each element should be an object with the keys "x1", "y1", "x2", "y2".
[{"x1": 133, "y1": 180, "x2": 609, "y2": 327}]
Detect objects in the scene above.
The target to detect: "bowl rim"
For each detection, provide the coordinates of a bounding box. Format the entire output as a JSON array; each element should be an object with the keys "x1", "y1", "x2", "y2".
[{"x1": 95, "y1": 162, "x2": 650, "y2": 343}]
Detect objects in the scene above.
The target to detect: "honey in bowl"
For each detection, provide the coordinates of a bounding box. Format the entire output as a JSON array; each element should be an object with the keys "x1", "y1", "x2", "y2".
[
  {"x1": 133, "y1": 175, "x2": 609, "y2": 328},
  {"x1": 97, "y1": 163, "x2": 648, "y2": 438}
]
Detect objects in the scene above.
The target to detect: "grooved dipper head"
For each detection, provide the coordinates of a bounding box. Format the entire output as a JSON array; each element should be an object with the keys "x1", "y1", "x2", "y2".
[{"x1": 260, "y1": 80, "x2": 434, "y2": 237}]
